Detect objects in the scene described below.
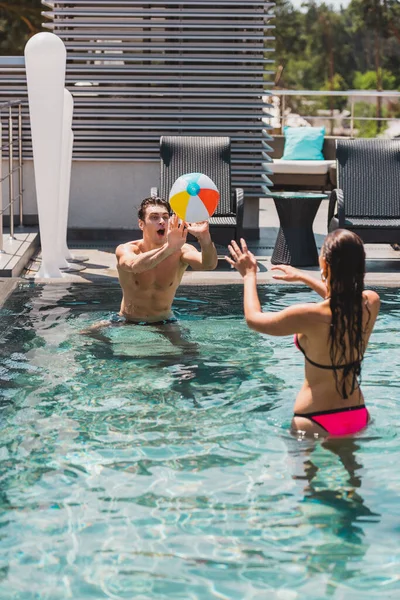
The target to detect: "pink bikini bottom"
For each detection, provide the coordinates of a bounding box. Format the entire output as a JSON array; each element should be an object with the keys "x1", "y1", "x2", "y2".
[{"x1": 293, "y1": 405, "x2": 369, "y2": 436}]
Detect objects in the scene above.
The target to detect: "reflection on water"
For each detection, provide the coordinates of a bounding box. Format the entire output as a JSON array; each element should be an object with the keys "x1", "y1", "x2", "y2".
[
  {"x1": 288, "y1": 437, "x2": 381, "y2": 597},
  {"x1": 0, "y1": 283, "x2": 399, "y2": 598}
]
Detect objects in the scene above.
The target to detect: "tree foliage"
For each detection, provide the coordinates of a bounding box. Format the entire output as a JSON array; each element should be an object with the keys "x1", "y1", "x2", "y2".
[
  {"x1": 353, "y1": 70, "x2": 397, "y2": 91},
  {"x1": 274, "y1": 0, "x2": 400, "y2": 90},
  {"x1": 0, "y1": 0, "x2": 43, "y2": 56}
]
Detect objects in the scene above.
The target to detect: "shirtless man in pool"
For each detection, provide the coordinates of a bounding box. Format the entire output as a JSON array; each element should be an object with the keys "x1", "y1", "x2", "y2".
[{"x1": 116, "y1": 196, "x2": 218, "y2": 323}]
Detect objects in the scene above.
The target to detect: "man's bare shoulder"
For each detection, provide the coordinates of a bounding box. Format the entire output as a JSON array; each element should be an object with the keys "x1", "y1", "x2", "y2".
[{"x1": 116, "y1": 240, "x2": 142, "y2": 258}]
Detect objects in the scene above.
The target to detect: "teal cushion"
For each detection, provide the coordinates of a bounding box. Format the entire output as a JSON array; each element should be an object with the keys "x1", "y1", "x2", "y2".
[{"x1": 282, "y1": 126, "x2": 325, "y2": 160}]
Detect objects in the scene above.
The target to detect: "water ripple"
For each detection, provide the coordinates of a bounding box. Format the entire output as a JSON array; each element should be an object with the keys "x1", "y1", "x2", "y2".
[{"x1": 0, "y1": 284, "x2": 398, "y2": 598}]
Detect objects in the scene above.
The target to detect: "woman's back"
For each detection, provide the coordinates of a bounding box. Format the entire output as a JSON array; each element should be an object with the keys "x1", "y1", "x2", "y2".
[{"x1": 293, "y1": 290, "x2": 380, "y2": 419}]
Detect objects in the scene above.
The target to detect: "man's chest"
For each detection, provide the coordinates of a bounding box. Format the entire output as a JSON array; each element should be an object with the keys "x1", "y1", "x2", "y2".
[{"x1": 133, "y1": 257, "x2": 185, "y2": 290}]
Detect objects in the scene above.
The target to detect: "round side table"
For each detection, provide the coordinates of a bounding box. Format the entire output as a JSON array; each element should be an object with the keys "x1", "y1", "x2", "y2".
[{"x1": 269, "y1": 192, "x2": 328, "y2": 267}]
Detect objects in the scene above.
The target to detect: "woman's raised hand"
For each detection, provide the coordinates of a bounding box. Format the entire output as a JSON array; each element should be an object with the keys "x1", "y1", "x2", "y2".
[
  {"x1": 225, "y1": 238, "x2": 257, "y2": 277},
  {"x1": 271, "y1": 264, "x2": 303, "y2": 282}
]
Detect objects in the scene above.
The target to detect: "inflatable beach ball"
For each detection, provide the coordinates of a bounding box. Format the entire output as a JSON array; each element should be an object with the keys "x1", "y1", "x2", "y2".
[{"x1": 169, "y1": 172, "x2": 220, "y2": 222}]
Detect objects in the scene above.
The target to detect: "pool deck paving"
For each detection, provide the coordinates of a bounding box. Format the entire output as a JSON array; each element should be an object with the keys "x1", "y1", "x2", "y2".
[
  {"x1": 0, "y1": 196, "x2": 398, "y2": 310},
  {"x1": 0, "y1": 230, "x2": 39, "y2": 278},
  {"x1": 19, "y1": 197, "x2": 400, "y2": 289}
]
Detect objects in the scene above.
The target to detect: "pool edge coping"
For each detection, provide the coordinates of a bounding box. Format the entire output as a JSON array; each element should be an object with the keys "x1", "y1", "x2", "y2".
[{"x1": 0, "y1": 278, "x2": 23, "y2": 308}]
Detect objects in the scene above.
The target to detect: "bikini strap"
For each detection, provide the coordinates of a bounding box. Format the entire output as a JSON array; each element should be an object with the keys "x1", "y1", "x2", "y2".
[
  {"x1": 294, "y1": 404, "x2": 367, "y2": 418},
  {"x1": 296, "y1": 335, "x2": 360, "y2": 371}
]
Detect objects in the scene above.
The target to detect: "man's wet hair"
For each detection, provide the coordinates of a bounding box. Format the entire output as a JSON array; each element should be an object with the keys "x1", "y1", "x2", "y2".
[{"x1": 137, "y1": 197, "x2": 172, "y2": 221}]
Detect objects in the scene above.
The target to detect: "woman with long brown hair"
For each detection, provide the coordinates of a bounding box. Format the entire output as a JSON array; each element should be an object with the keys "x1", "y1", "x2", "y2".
[{"x1": 226, "y1": 229, "x2": 380, "y2": 437}]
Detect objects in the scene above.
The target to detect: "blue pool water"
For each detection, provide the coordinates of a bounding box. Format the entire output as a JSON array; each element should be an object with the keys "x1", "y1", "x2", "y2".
[{"x1": 0, "y1": 283, "x2": 399, "y2": 599}]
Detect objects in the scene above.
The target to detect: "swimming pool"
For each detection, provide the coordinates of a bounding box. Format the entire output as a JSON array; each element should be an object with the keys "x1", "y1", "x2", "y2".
[{"x1": 0, "y1": 283, "x2": 399, "y2": 599}]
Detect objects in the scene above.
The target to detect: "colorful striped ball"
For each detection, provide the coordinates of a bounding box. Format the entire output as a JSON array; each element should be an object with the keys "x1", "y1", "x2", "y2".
[{"x1": 168, "y1": 172, "x2": 220, "y2": 222}]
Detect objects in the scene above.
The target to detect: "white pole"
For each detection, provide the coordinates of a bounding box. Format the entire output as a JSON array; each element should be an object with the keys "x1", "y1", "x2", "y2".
[
  {"x1": 57, "y1": 89, "x2": 74, "y2": 267},
  {"x1": 25, "y1": 32, "x2": 66, "y2": 278},
  {"x1": 62, "y1": 130, "x2": 75, "y2": 261}
]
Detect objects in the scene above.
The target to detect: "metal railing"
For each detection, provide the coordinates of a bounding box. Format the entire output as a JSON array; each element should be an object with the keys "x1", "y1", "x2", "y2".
[
  {"x1": 269, "y1": 90, "x2": 400, "y2": 137},
  {"x1": 0, "y1": 100, "x2": 24, "y2": 251}
]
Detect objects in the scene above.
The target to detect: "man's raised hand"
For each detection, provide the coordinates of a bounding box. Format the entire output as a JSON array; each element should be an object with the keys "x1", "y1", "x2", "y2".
[
  {"x1": 167, "y1": 214, "x2": 188, "y2": 251},
  {"x1": 186, "y1": 221, "x2": 210, "y2": 241}
]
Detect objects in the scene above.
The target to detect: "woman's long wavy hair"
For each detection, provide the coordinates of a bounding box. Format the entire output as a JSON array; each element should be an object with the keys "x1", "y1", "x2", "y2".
[{"x1": 321, "y1": 229, "x2": 369, "y2": 399}]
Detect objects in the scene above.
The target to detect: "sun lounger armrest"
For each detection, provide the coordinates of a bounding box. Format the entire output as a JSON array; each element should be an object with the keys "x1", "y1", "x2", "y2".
[
  {"x1": 233, "y1": 188, "x2": 244, "y2": 237},
  {"x1": 328, "y1": 188, "x2": 345, "y2": 229}
]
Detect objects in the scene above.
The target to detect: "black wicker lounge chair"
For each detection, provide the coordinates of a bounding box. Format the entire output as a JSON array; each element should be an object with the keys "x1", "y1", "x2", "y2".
[
  {"x1": 151, "y1": 136, "x2": 244, "y2": 244},
  {"x1": 328, "y1": 138, "x2": 400, "y2": 243}
]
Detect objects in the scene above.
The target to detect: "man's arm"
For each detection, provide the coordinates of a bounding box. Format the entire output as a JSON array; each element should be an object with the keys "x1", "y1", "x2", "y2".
[
  {"x1": 116, "y1": 242, "x2": 177, "y2": 274},
  {"x1": 181, "y1": 222, "x2": 218, "y2": 271},
  {"x1": 117, "y1": 215, "x2": 188, "y2": 274}
]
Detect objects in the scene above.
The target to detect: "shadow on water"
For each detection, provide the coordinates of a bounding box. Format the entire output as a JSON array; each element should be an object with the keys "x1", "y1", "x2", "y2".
[
  {"x1": 81, "y1": 318, "x2": 256, "y2": 409},
  {"x1": 0, "y1": 283, "x2": 275, "y2": 414},
  {"x1": 287, "y1": 436, "x2": 381, "y2": 596}
]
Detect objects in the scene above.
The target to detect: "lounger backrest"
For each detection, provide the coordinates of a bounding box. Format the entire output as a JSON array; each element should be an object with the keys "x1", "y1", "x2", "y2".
[
  {"x1": 337, "y1": 138, "x2": 400, "y2": 217},
  {"x1": 159, "y1": 136, "x2": 232, "y2": 215}
]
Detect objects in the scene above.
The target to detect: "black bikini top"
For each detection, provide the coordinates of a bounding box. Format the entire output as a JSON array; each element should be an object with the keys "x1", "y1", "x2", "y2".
[{"x1": 294, "y1": 333, "x2": 361, "y2": 371}]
